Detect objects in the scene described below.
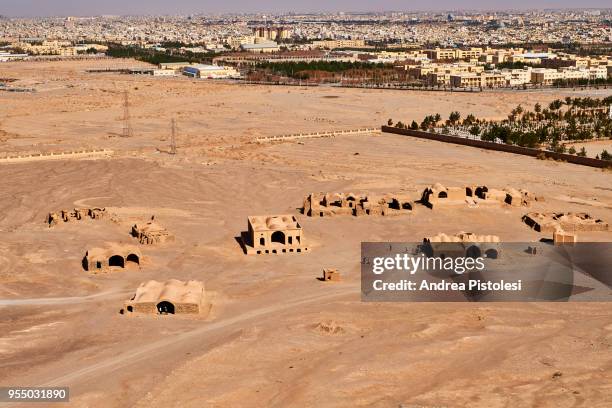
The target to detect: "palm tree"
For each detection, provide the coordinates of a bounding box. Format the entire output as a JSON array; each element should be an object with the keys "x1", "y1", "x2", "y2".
[
  {"x1": 515, "y1": 105, "x2": 524, "y2": 116},
  {"x1": 464, "y1": 113, "x2": 476, "y2": 126},
  {"x1": 448, "y1": 111, "x2": 461, "y2": 126}
]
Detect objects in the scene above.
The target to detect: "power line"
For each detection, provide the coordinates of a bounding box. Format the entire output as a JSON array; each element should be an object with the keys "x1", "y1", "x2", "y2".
[
  {"x1": 170, "y1": 118, "x2": 177, "y2": 155},
  {"x1": 122, "y1": 90, "x2": 132, "y2": 138}
]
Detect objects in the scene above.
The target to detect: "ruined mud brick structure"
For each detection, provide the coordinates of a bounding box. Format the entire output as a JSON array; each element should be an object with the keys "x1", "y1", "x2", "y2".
[
  {"x1": 83, "y1": 244, "x2": 142, "y2": 272},
  {"x1": 553, "y1": 229, "x2": 578, "y2": 245},
  {"x1": 470, "y1": 186, "x2": 535, "y2": 207},
  {"x1": 242, "y1": 215, "x2": 309, "y2": 255},
  {"x1": 131, "y1": 221, "x2": 173, "y2": 245},
  {"x1": 322, "y1": 268, "x2": 341, "y2": 281},
  {"x1": 47, "y1": 207, "x2": 106, "y2": 227},
  {"x1": 354, "y1": 194, "x2": 414, "y2": 216},
  {"x1": 303, "y1": 192, "x2": 364, "y2": 217},
  {"x1": 303, "y1": 192, "x2": 414, "y2": 217},
  {"x1": 523, "y1": 212, "x2": 609, "y2": 233},
  {"x1": 421, "y1": 184, "x2": 535, "y2": 209},
  {"x1": 421, "y1": 184, "x2": 467, "y2": 208},
  {"x1": 124, "y1": 279, "x2": 205, "y2": 315},
  {"x1": 423, "y1": 232, "x2": 501, "y2": 259}
]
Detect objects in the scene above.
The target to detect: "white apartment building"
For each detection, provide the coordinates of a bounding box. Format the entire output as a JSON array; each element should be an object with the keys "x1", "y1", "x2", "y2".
[
  {"x1": 587, "y1": 66, "x2": 608, "y2": 80},
  {"x1": 152, "y1": 69, "x2": 177, "y2": 77},
  {"x1": 0, "y1": 52, "x2": 29, "y2": 61},
  {"x1": 501, "y1": 67, "x2": 532, "y2": 85},
  {"x1": 311, "y1": 39, "x2": 366, "y2": 49},
  {"x1": 15, "y1": 40, "x2": 78, "y2": 56},
  {"x1": 530, "y1": 68, "x2": 586, "y2": 84},
  {"x1": 182, "y1": 64, "x2": 240, "y2": 79},
  {"x1": 240, "y1": 41, "x2": 280, "y2": 53},
  {"x1": 449, "y1": 72, "x2": 507, "y2": 88}
]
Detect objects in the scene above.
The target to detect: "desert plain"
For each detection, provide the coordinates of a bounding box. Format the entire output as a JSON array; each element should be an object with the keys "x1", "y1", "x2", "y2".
[{"x1": 1, "y1": 59, "x2": 612, "y2": 407}]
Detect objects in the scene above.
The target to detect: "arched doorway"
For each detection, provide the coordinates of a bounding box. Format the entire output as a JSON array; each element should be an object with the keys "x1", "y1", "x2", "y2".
[
  {"x1": 157, "y1": 301, "x2": 175, "y2": 314},
  {"x1": 126, "y1": 253, "x2": 140, "y2": 265},
  {"x1": 271, "y1": 231, "x2": 285, "y2": 245},
  {"x1": 346, "y1": 196, "x2": 355, "y2": 208},
  {"x1": 466, "y1": 187, "x2": 473, "y2": 197},
  {"x1": 466, "y1": 246, "x2": 482, "y2": 259},
  {"x1": 388, "y1": 199, "x2": 400, "y2": 210},
  {"x1": 475, "y1": 187, "x2": 488, "y2": 199},
  {"x1": 485, "y1": 248, "x2": 499, "y2": 259},
  {"x1": 438, "y1": 191, "x2": 448, "y2": 198},
  {"x1": 109, "y1": 255, "x2": 124, "y2": 268}
]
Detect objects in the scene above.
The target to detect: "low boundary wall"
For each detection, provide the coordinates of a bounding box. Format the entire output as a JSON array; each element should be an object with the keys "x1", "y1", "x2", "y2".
[
  {"x1": 381, "y1": 126, "x2": 611, "y2": 169},
  {"x1": 0, "y1": 149, "x2": 113, "y2": 164},
  {"x1": 257, "y1": 127, "x2": 380, "y2": 143}
]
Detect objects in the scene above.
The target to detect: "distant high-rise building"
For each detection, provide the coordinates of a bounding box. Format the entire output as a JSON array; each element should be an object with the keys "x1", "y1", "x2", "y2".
[{"x1": 251, "y1": 26, "x2": 290, "y2": 42}]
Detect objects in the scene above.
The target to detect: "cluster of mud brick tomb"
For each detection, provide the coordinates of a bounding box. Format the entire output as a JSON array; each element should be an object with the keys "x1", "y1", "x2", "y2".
[{"x1": 45, "y1": 182, "x2": 609, "y2": 314}]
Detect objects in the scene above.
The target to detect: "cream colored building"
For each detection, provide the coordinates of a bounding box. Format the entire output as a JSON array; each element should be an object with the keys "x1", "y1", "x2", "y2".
[
  {"x1": 152, "y1": 69, "x2": 177, "y2": 77},
  {"x1": 424, "y1": 47, "x2": 483, "y2": 61},
  {"x1": 226, "y1": 35, "x2": 256, "y2": 49},
  {"x1": 311, "y1": 39, "x2": 366, "y2": 49},
  {"x1": 423, "y1": 62, "x2": 484, "y2": 85},
  {"x1": 15, "y1": 40, "x2": 77, "y2": 56},
  {"x1": 450, "y1": 72, "x2": 507, "y2": 88},
  {"x1": 531, "y1": 67, "x2": 590, "y2": 85},
  {"x1": 501, "y1": 67, "x2": 532, "y2": 85},
  {"x1": 588, "y1": 66, "x2": 608, "y2": 80},
  {"x1": 74, "y1": 43, "x2": 108, "y2": 53},
  {"x1": 252, "y1": 26, "x2": 290, "y2": 41},
  {"x1": 531, "y1": 68, "x2": 566, "y2": 85},
  {"x1": 240, "y1": 41, "x2": 280, "y2": 53}
]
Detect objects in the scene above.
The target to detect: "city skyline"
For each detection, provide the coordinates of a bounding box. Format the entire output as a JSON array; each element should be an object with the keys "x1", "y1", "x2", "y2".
[{"x1": 2, "y1": 1, "x2": 612, "y2": 17}]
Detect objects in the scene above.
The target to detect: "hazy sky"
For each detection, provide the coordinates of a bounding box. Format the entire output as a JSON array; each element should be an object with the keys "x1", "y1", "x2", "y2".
[{"x1": 1, "y1": 1, "x2": 610, "y2": 17}]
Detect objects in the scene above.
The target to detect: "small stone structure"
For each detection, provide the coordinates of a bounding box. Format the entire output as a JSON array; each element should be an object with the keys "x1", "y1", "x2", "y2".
[
  {"x1": 421, "y1": 184, "x2": 467, "y2": 208},
  {"x1": 83, "y1": 244, "x2": 142, "y2": 272},
  {"x1": 422, "y1": 184, "x2": 535, "y2": 209},
  {"x1": 523, "y1": 212, "x2": 609, "y2": 233},
  {"x1": 131, "y1": 221, "x2": 173, "y2": 245},
  {"x1": 241, "y1": 214, "x2": 309, "y2": 255},
  {"x1": 500, "y1": 188, "x2": 535, "y2": 207},
  {"x1": 322, "y1": 268, "x2": 341, "y2": 281},
  {"x1": 354, "y1": 194, "x2": 414, "y2": 217},
  {"x1": 47, "y1": 207, "x2": 106, "y2": 227},
  {"x1": 303, "y1": 192, "x2": 413, "y2": 217},
  {"x1": 124, "y1": 279, "x2": 205, "y2": 315},
  {"x1": 423, "y1": 232, "x2": 501, "y2": 259},
  {"x1": 553, "y1": 229, "x2": 578, "y2": 245}
]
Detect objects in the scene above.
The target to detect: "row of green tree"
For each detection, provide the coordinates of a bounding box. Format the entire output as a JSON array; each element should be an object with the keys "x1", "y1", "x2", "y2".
[
  {"x1": 255, "y1": 61, "x2": 391, "y2": 79},
  {"x1": 105, "y1": 44, "x2": 217, "y2": 65},
  {"x1": 389, "y1": 97, "x2": 612, "y2": 158},
  {"x1": 552, "y1": 77, "x2": 612, "y2": 86}
]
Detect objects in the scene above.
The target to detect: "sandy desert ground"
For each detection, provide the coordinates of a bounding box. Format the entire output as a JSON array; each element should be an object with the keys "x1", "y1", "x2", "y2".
[{"x1": 1, "y1": 59, "x2": 611, "y2": 407}]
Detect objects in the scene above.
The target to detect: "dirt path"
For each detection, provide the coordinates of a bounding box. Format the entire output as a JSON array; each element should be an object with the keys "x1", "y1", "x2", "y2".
[
  {"x1": 0, "y1": 290, "x2": 130, "y2": 307},
  {"x1": 41, "y1": 285, "x2": 357, "y2": 388}
]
